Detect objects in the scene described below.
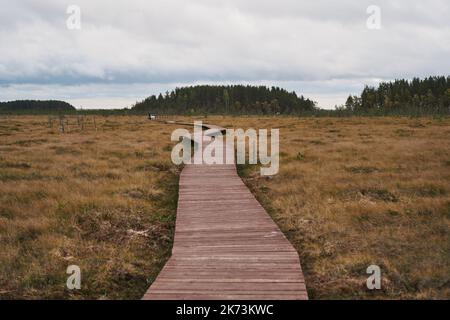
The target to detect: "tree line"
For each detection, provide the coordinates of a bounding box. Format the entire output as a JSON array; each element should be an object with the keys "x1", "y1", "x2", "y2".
[
  {"x1": 0, "y1": 100, "x2": 76, "y2": 115},
  {"x1": 341, "y1": 76, "x2": 450, "y2": 116},
  {"x1": 130, "y1": 85, "x2": 317, "y2": 115},
  {"x1": 1, "y1": 77, "x2": 448, "y2": 116}
]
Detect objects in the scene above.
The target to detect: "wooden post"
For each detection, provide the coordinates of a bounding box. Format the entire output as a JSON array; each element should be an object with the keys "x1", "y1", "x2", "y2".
[
  {"x1": 59, "y1": 117, "x2": 64, "y2": 133},
  {"x1": 93, "y1": 116, "x2": 97, "y2": 131}
]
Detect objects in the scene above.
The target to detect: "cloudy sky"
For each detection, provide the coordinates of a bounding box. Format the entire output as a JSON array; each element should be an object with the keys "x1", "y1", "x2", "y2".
[{"x1": 0, "y1": 0, "x2": 449, "y2": 109}]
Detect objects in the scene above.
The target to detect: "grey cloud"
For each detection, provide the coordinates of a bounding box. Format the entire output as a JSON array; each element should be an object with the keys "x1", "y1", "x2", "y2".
[{"x1": 0, "y1": 0, "x2": 448, "y2": 108}]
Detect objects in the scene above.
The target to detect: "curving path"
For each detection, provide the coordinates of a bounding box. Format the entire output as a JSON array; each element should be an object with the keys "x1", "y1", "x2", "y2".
[{"x1": 143, "y1": 122, "x2": 307, "y2": 300}]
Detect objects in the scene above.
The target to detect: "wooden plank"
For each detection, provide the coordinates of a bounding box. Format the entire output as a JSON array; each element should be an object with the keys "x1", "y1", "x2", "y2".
[{"x1": 143, "y1": 123, "x2": 308, "y2": 300}]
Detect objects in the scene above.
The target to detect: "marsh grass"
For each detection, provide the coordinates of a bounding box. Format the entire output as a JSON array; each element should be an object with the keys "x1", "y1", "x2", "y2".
[
  {"x1": 1, "y1": 115, "x2": 449, "y2": 300},
  {"x1": 0, "y1": 116, "x2": 182, "y2": 299},
  {"x1": 228, "y1": 116, "x2": 450, "y2": 299}
]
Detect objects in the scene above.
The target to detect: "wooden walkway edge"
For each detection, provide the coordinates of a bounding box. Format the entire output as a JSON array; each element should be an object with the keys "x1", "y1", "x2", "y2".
[{"x1": 143, "y1": 122, "x2": 308, "y2": 300}]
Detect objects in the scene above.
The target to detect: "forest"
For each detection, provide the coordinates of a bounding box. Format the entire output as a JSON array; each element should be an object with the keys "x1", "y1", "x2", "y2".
[
  {"x1": 1, "y1": 77, "x2": 449, "y2": 116},
  {"x1": 130, "y1": 85, "x2": 317, "y2": 115},
  {"x1": 0, "y1": 100, "x2": 76, "y2": 115},
  {"x1": 341, "y1": 76, "x2": 450, "y2": 115}
]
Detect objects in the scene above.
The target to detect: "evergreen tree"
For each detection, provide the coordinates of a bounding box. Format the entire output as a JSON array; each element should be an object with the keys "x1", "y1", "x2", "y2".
[
  {"x1": 341, "y1": 76, "x2": 449, "y2": 115},
  {"x1": 131, "y1": 85, "x2": 316, "y2": 115}
]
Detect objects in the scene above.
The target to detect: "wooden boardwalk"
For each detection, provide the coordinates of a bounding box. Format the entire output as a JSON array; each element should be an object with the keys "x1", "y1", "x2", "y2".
[{"x1": 143, "y1": 123, "x2": 307, "y2": 300}]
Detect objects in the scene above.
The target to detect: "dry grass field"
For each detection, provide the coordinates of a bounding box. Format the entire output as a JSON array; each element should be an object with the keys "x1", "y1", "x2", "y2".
[
  {"x1": 1, "y1": 115, "x2": 449, "y2": 300},
  {"x1": 0, "y1": 116, "x2": 185, "y2": 299},
  {"x1": 213, "y1": 116, "x2": 450, "y2": 299}
]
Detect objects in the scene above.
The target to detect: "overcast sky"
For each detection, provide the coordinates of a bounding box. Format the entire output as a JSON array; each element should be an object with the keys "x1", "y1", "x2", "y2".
[{"x1": 0, "y1": 0, "x2": 449, "y2": 109}]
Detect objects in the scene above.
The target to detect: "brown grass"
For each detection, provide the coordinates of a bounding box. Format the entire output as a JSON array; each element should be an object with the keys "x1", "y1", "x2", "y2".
[
  {"x1": 216, "y1": 116, "x2": 450, "y2": 299},
  {"x1": 0, "y1": 116, "x2": 183, "y2": 299},
  {"x1": 1, "y1": 115, "x2": 449, "y2": 299}
]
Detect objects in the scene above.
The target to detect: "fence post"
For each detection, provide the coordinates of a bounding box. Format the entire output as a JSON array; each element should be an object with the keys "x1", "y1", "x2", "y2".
[{"x1": 59, "y1": 116, "x2": 65, "y2": 133}]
